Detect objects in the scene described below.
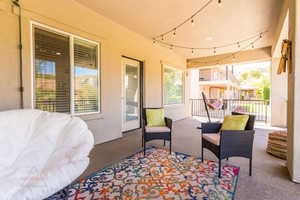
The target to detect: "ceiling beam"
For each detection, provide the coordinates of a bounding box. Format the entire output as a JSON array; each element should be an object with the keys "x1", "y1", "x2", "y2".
[{"x1": 187, "y1": 46, "x2": 272, "y2": 69}]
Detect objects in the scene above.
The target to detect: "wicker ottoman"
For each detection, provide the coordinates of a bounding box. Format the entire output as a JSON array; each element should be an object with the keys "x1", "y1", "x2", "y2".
[{"x1": 266, "y1": 131, "x2": 287, "y2": 160}]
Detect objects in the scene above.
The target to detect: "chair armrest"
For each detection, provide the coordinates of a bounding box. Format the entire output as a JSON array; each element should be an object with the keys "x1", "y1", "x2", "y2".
[
  {"x1": 202, "y1": 122, "x2": 222, "y2": 133},
  {"x1": 142, "y1": 118, "x2": 146, "y2": 131},
  {"x1": 165, "y1": 117, "x2": 173, "y2": 130}
]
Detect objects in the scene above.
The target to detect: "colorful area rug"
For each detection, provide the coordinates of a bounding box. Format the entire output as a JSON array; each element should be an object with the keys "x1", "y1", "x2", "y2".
[{"x1": 47, "y1": 147, "x2": 239, "y2": 200}]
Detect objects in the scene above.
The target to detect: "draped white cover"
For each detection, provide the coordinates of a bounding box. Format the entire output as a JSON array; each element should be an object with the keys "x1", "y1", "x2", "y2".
[{"x1": 0, "y1": 109, "x2": 94, "y2": 200}]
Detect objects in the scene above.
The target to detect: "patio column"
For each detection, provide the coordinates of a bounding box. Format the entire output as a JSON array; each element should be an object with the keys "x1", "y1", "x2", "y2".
[
  {"x1": 287, "y1": 0, "x2": 300, "y2": 183},
  {"x1": 271, "y1": 58, "x2": 287, "y2": 127}
]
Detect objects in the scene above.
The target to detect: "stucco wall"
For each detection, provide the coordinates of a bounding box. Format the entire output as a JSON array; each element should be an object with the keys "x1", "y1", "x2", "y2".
[
  {"x1": 0, "y1": 0, "x2": 188, "y2": 144},
  {"x1": 270, "y1": 58, "x2": 287, "y2": 127}
]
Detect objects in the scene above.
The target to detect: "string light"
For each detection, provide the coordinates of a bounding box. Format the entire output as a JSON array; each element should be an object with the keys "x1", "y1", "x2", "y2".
[
  {"x1": 192, "y1": 35, "x2": 263, "y2": 65},
  {"x1": 173, "y1": 29, "x2": 177, "y2": 36},
  {"x1": 191, "y1": 48, "x2": 195, "y2": 55},
  {"x1": 191, "y1": 18, "x2": 195, "y2": 26},
  {"x1": 150, "y1": 0, "x2": 267, "y2": 56},
  {"x1": 153, "y1": 39, "x2": 156, "y2": 45},
  {"x1": 153, "y1": 0, "x2": 214, "y2": 40}
]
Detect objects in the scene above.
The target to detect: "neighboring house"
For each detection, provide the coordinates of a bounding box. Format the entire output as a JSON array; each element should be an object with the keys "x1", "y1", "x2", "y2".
[
  {"x1": 196, "y1": 66, "x2": 240, "y2": 99},
  {"x1": 191, "y1": 66, "x2": 261, "y2": 100},
  {"x1": 239, "y1": 86, "x2": 259, "y2": 99}
]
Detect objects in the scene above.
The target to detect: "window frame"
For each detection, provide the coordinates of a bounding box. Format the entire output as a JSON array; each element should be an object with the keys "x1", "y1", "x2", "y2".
[
  {"x1": 162, "y1": 64, "x2": 185, "y2": 106},
  {"x1": 31, "y1": 21, "x2": 101, "y2": 115}
]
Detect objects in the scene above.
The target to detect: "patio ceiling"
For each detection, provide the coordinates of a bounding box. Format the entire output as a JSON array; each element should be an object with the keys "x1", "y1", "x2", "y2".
[{"x1": 75, "y1": 0, "x2": 282, "y2": 59}]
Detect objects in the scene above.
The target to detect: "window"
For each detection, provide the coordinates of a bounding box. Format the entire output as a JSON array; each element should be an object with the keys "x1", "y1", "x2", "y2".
[
  {"x1": 33, "y1": 25, "x2": 100, "y2": 114},
  {"x1": 163, "y1": 66, "x2": 184, "y2": 105}
]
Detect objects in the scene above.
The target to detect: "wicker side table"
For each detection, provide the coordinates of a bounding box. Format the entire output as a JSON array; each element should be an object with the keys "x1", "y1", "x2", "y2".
[{"x1": 266, "y1": 131, "x2": 287, "y2": 160}]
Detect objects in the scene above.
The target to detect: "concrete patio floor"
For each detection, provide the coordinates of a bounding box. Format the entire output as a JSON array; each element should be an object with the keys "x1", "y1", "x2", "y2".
[{"x1": 80, "y1": 118, "x2": 300, "y2": 200}]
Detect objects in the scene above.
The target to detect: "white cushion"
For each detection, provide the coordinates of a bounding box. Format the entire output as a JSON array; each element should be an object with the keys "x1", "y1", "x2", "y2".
[
  {"x1": 0, "y1": 109, "x2": 94, "y2": 200},
  {"x1": 202, "y1": 133, "x2": 220, "y2": 146},
  {"x1": 145, "y1": 126, "x2": 171, "y2": 133}
]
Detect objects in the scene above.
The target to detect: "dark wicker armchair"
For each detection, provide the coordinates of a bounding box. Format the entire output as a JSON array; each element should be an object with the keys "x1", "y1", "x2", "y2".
[
  {"x1": 142, "y1": 108, "x2": 173, "y2": 156},
  {"x1": 201, "y1": 112, "x2": 255, "y2": 178}
]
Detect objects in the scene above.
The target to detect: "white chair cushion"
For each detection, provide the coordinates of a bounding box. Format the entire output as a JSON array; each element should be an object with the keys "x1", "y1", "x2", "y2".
[
  {"x1": 145, "y1": 126, "x2": 171, "y2": 133},
  {"x1": 202, "y1": 133, "x2": 220, "y2": 146}
]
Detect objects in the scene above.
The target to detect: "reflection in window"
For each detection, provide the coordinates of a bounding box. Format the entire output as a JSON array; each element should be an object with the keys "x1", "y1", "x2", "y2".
[
  {"x1": 34, "y1": 28, "x2": 71, "y2": 113},
  {"x1": 74, "y1": 39, "x2": 99, "y2": 113}
]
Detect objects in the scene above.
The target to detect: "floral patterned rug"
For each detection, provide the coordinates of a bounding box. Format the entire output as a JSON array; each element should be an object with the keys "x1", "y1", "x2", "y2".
[{"x1": 47, "y1": 147, "x2": 239, "y2": 200}]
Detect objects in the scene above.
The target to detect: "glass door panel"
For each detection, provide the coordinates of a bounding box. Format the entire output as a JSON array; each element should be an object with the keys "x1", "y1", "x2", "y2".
[{"x1": 122, "y1": 58, "x2": 140, "y2": 131}]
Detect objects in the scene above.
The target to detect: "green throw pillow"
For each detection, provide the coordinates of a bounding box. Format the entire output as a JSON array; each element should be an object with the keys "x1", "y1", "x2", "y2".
[
  {"x1": 221, "y1": 115, "x2": 249, "y2": 131},
  {"x1": 146, "y1": 109, "x2": 166, "y2": 127}
]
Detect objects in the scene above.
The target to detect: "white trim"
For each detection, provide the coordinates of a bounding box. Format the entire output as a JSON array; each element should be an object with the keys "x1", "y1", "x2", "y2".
[
  {"x1": 30, "y1": 21, "x2": 101, "y2": 115},
  {"x1": 162, "y1": 64, "x2": 185, "y2": 106},
  {"x1": 30, "y1": 21, "x2": 34, "y2": 109},
  {"x1": 31, "y1": 21, "x2": 99, "y2": 45},
  {"x1": 121, "y1": 57, "x2": 141, "y2": 131},
  {"x1": 70, "y1": 36, "x2": 75, "y2": 114}
]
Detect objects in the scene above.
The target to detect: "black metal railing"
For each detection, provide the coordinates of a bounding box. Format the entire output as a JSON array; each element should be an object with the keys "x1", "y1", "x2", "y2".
[{"x1": 190, "y1": 99, "x2": 269, "y2": 123}]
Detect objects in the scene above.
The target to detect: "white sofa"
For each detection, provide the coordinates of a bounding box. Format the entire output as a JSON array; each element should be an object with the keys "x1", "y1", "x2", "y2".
[{"x1": 0, "y1": 109, "x2": 94, "y2": 200}]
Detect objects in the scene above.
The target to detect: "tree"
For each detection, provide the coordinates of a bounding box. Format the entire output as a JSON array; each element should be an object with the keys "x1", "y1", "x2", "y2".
[{"x1": 238, "y1": 67, "x2": 270, "y2": 101}]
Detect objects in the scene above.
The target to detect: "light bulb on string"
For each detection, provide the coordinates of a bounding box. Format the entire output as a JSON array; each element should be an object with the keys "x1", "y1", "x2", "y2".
[
  {"x1": 173, "y1": 29, "x2": 177, "y2": 38},
  {"x1": 161, "y1": 35, "x2": 164, "y2": 41},
  {"x1": 191, "y1": 48, "x2": 195, "y2": 55},
  {"x1": 213, "y1": 47, "x2": 217, "y2": 55},
  {"x1": 259, "y1": 32, "x2": 263, "y2": 39},
  {"x1": 218, "y1": 0, "x2": 222, "y2": 7},
  {"x1": 170, "y1": 45, "x2": 174, "y2": 50},
  {"x1": 251, "y1": 43, "x2": 255, "y2": 49},
  {"x1": 237, "y1": 42, "x2": 241, "y2": 49},
  {"x1": 191, "y1": 18, "x2": 195, "y2": 26},
  {"x1": 153, "y1": 39, "x2": 156, "y2": 45}
]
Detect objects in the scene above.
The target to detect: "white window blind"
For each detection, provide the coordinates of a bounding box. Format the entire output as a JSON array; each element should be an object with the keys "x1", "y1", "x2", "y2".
[
  {"x1": 33, "y1": 26, "x2": 100, "y2": 114},
  {"x1": 74, "y1": 39, "x2": 99, "y2": 114}
]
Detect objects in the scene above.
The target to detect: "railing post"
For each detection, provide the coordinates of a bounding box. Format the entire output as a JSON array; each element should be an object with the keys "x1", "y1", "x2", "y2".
[{"x1": 265, "y1": 100, "x2": 268, "y2": 124}]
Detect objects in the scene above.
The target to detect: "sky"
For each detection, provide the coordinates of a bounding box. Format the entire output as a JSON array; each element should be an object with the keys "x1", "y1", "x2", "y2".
[
  {"x1": 36, "y1": 60, "x2": 97, "y2": 76},
  {"x1": 232, "y1": 61, "x2": 271, "y2": 77}
]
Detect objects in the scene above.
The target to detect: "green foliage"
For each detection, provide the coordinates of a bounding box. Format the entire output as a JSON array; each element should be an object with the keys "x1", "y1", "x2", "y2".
[
  {"x1": 238, "y1": 67, "x2": 271, "y2": 100},
  {"x1": 164, "y1": 69, "x2": 183, "y2": 105},
  {"x1": 263, "y1": 86, "x2": 270, "y2": 102}
]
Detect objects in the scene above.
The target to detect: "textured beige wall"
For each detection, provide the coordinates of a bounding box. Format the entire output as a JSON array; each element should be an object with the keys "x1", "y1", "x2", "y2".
[
  {"x1": 0, "y1": 0, "x2": 188, "y2": 144},
  {"x1": 270, "y1": 58, "x2": 287, "y2": 127},
  {"x1": 287, "y1": 0, "x2": 300, "y2": 183}
]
